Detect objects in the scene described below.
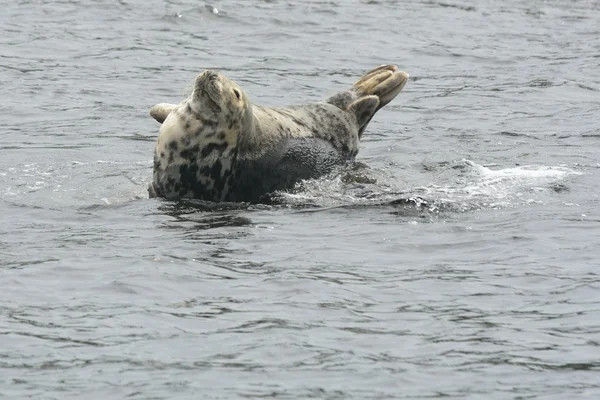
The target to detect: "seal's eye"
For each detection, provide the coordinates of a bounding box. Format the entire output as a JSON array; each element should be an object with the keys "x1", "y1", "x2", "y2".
[{"x1": 233, "y1": 89, "x2": 241, "y2": 100}]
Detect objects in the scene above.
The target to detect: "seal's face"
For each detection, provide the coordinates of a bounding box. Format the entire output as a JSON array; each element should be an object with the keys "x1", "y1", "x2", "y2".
[
  {"x1": 154, "y1": 70, "x2": 254, "y2": 169},
  {"x1": 190, "y1": 70, "x2": 252, "y2": 131}
]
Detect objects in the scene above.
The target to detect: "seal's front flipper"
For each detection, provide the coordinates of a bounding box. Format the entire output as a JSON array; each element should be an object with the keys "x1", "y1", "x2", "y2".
[
  {"x1": 347, "y1": 95, "x2": 379, "y2": 137},
  {"x1": 150, "y1": 103, "x2": 178, "y2": 124}
]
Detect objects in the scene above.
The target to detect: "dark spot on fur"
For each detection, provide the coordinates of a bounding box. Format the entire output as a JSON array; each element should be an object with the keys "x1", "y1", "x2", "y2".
[
  {"x1": 201, "y1": 142, "x2": 228, "y2": 159},
  {"x1": 211, "y1": 160, "x2": 222, "y2": 179},
  {"x1": 160, "y1": 152, "x2": 165, "y2": 158},
  {"x1": 203, "y1": 119, "x2": 218, "y2": 128},
  {"x1": 169, "y1": 141, "x2": 178, "y2": 151},
  {"x1": 293, "y1": 116, "x2": 309, "y2": 129},
  {"x1": 218, "y1": 132, "x2": 226, "y2": 140},
  {"x1": 186, "y1": 104, "x2": 192, "y2": 113},
  {"x1": 178, "y1": 163, "x2": 200, "y2": 198},
  {"x1": 211, "y1": 161, "x2": 225, "y2": 191},
  {"x1": 184, "y1": 122, "x2": 190, "y2": 131},
  {"x1": 168, "y1": 151, "x2": 174, "y2": 163},
  {"x1": 179, "y1": 144, "x2": 200, "y2": 161}
]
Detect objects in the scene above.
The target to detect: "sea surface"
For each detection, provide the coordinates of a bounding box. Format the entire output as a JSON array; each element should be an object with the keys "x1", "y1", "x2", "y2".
[{"x1": 1, "y1": 0, "x2": 599, "y2": 399}]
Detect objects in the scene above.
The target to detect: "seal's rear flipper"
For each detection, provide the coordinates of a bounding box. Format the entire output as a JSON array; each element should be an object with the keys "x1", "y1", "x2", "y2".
[
  {"x1": 347, "y1": 96, "x2": 379, "y2": 137},
  {"x1": 150, "y1": 103, "x2": 178, "y2": 124},
  {"x1": 352, "y1": 65, "x2": 409, "y2": 111}
]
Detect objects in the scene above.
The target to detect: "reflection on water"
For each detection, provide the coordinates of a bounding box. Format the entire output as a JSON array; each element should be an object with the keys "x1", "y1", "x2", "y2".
[{"x1": 161, "y1": 211, "x2": 255, "y2": 233}]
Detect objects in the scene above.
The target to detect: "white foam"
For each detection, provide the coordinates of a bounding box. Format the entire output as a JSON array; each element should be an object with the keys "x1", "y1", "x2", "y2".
[
  {"x1": 468, "y1": 160, "x2": 581, "y2": 180},
  {"x1": 422, "y1": 159, "x2": 583, "y2": 209}
]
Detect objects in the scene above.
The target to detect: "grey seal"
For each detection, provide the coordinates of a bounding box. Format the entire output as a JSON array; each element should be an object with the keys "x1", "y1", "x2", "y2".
[{"x1": 148, "y1": 64, "x2": 409, "y2": 202}]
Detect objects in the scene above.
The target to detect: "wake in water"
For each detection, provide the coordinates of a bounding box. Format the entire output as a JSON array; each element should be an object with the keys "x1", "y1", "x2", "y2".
[{"x1": 272, "y1": 159, "x2": 583, "y2": 213}]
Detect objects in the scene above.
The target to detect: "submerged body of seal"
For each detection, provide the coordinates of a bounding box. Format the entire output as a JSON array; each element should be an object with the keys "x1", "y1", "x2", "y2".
[{"x1": 148, "y1": 64, "x2": 409, "y2": 202}]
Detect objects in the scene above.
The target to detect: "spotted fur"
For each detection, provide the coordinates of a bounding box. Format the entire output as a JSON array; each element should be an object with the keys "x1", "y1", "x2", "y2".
[{"x1": 149, "y1": 65, "x2": 409, "y2": 202}]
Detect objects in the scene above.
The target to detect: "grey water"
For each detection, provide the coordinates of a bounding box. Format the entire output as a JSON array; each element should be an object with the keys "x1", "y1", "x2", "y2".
[{"x1": 1, "y1": 0, "x2": 599, "y2": 398}]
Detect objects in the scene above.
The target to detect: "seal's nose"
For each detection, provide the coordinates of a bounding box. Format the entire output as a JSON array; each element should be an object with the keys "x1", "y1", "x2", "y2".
[
  {"x1": 204, "y1": 70, "x2": 218, "y2": 81},
  {"x1": 194, "y1": 70, "x2": 220, "y2": 92}
]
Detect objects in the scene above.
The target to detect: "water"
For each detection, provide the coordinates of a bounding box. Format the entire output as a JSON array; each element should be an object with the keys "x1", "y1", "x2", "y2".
[{"x1": 1, "y1": 0, "x2": 599, "y2": 398}]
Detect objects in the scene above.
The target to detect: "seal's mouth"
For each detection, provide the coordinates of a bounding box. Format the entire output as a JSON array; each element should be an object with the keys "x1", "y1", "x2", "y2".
[{"x1": 352, "y1": 65, "x2": 409, "y2": 109}]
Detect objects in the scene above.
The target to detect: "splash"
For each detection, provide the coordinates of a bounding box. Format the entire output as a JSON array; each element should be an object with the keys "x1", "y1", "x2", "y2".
[{"x1": 456, "y1": 159, "x2": 580, "y2": 201}]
